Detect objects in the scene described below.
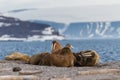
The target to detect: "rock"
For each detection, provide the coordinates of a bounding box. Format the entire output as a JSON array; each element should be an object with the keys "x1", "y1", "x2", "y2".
[
  {"x1": 19, "y1": 70, "x2": 43, "y2": 75},
  {"x1": 0, "y1": 75, "x2": 39, "y2": 80},
  {"x1": 50, "y1": 77, "x2": 71, "y2": 80},
  {"x1": 77, "y1": 69, "x2": 120, "y2": 75},
  {"x1": 4, "y1": 52, "x2": 30, "y2": 62},
  {"x1": 13, "y1": 67, "x2": 22, "y2": 72}
]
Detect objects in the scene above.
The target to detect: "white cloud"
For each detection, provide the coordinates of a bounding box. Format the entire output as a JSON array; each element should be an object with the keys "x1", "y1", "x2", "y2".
[
  {"x1": 1, "y1": 0, "x2": 120, "y2": 12},
  {"x1": 1, "y1": 0, "x2": 120, "y2": 23}
]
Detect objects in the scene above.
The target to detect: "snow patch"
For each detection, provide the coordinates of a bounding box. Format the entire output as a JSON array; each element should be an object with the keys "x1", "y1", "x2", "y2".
[
  {"x1": 0, "y1": 23, "x2": 4, "y2": 27},
  {"x1": 26, "y1": 35, "x2": 64, "y2": 41},
  {"x1": 87, "y1": 23, "x2": 93, "y2": 34},
  {"x1": 116, "y1": 28, "x2": 120, "y2": 35},
  {"x1": 95, "y1": 22, "x2": 112, "y2": 38},
  {"x1": 58, "y1": 23, "x2": 69, "y2": 34},
  {"x1": 88, "y1": 34, "x2": 94, "y2": 38},
  {"x1": 0, "y1": 34, "x2": 64, "y2": 41},
  {"x1": 0, "y1": 23, "x2": 12, "y2": 27},
  {"x1": 80, "y1": 30, "x2": 83, "y2": 37},
  {"x1": 42, "y1": 27, "x2": 54, "y2": 35},
  {"x1": 3, "y1": 23, "x2": 11, "y2": 26},
  {"x1": 0, "y1": 17, "x2": 5, "y2": 19}
]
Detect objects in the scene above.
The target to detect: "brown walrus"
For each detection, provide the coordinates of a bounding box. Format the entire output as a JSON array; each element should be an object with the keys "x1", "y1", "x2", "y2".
[
  {"x1": 51, "y1": 40, "x2": 62, "y2": 53},
  {"x1": 30, "y1": 52, "x2": 50, "y2": 66},
  {"x1": 5, "y1": 52, "x2": 30, "y2": 63},
  {"x1": 50, "y1": 44, "x2": 76, "y2": 67},
  {"x1": 38, "y1": 53, "x2": 51, "y2": 66},
  {"x1": 73, "y1": 52, "x2": 83, "y2": 66},
  {"x1": 74, "y1": 50, "x2": 99, "y2": 66}
]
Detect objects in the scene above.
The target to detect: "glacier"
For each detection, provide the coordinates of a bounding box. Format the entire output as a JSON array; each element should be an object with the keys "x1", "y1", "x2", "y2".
[{"x1": 0, "y1": 15, "x2": 64, "y2": 41}]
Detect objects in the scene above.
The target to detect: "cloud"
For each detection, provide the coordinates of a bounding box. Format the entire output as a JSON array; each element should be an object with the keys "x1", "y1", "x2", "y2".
[
  {"x1": 1, "y1": 0, "x2": 120, "y2": 12},
  {"x1": 1, "y1": 0, "x2": 120, "y2": 23}
]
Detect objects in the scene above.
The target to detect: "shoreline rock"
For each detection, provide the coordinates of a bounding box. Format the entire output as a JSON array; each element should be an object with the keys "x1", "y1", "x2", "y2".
[{"x1": 0, "y1": 60, "x2": 119, "y2": 80}]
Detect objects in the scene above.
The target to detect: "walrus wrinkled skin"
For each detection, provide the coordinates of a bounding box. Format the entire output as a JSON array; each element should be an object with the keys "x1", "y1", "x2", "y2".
[
  {"x1": 74, "y1": 50, "x2": 99, "y2": 66},
  {"x1": 50, "y1": 46, "x2": 76, "y2": 67},
  {"x1": 30, "y1": 52, "x2": 50, "y2": 66},
  {"x1": 51, "y1": 40, "x2": 62, "y2": 53},
  {"x1": 5, "y1": 52, "x2": 30, "y2": 62}
]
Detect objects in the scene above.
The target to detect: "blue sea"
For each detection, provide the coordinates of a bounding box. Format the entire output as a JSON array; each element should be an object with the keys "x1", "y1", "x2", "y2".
[{"x1": 0, "y1": 39, "x2": 120, "y2": 63}]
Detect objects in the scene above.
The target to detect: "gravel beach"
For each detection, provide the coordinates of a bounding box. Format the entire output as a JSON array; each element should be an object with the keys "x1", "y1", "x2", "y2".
[{"x1": 0, "y1": 60, "x2": 120, "y2": 80}]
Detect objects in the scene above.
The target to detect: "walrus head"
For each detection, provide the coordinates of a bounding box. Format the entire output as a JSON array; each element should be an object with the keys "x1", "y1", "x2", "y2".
[
  {"x1": 51, "y1": 40, "x2": 62, "y2": 53},
  {"x1": 60, "y1": 47, "x2": 72, "y2": 55},
  {"x1": 65, "y1": 44, "x2": 74, "y2": 49},
  {"x1": 73, "y1": 52, "x2": 83, "y2": 66},
  {"x1": 77, "y1": 50, "x2": 99, "y2": 66}
]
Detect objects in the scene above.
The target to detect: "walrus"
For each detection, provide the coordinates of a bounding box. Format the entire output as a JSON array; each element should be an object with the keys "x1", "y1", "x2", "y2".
[
  {"x1": 38, "y1": 53, "x2": 51, "y2": 66},
  {"x1": 50, "y1": 44, "x2": 76, "y2": 67},
  {"x1": 51, "y1": 40, "x2": 62, "y2": 53},
  {"x1": 5, "y1": 52, "x2": 30, "y2": 63},
  {"x1": 74, "y1": 50, "x2": 99, "y2": 66},
  {"x1": 73, "y1": 52, "x2": 83, "y2": 66},
  {"x1": 30, "y1": 52, "x2": 50, "y2": 66}
]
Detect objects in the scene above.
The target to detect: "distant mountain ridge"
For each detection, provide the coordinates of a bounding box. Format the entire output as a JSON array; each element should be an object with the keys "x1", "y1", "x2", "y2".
[
  {"x1": 4, "y1": 8, "x2": 120, "y2": 40},
  {"x1": 0, "y1": 15, "x2": 64, "y2": 41},
  {"x1": 32, "y1": 20, "x2": 120, "y2": 39},
  {"x1": 63, "y1": 22, "x2": 120, "y2": 39}
]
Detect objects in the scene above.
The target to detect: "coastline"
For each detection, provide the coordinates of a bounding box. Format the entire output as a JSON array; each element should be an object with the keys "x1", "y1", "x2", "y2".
[{"x1": 0, "y1": 60, "x2": 120, "y2": 80}]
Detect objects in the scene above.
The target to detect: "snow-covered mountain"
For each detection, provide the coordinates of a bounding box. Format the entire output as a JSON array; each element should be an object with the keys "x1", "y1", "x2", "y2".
[
  {"x1": 0, "y1": 15, "x2": 64, "y2": 41},
  {"x1": 62, "y1": 22, "x2": 120, "y2": 39},
  {"x1": 32, "y1": 20, "x2": 120, "y2": 40},
  {"x1": 2, "y1": 7, "x2": 120, "y2": 40}
]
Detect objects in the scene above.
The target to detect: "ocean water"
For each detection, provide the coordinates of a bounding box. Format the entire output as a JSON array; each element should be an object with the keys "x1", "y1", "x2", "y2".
[{"x1": 0, "y1": 39, "x2": 120, "y2": 62}]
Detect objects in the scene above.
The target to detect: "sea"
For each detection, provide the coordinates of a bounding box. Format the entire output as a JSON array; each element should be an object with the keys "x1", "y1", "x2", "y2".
[{"x1": 0, "y1": 39, "x2": 120, "y2": 63}]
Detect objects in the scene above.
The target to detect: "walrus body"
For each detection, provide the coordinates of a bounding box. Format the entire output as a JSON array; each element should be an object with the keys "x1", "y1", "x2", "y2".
[
  {"x1": 5, "y1": 52, "x2": 30, "y2": 62},
  {"x1": 30, "y1": 41, "x2": 63, "y2": 66},
  {"x1": 74, "y1": 50, "x2": 99, "y2": 66},
  {"x1": 50, "y1": 47, "x2": 75, "y2": 67},
  {"x1": 30, "y1": 52, "x2": 50, "y2": 66},
  {"x1": 38, "y1": 53, "x2": 51, "y2": 66}
]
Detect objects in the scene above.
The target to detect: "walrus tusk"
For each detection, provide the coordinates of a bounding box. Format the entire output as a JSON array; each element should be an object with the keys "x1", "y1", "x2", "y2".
[
  {"x1": 19, "y1": 70, "x2": 43, "y2": 75},
  {"x1": 78, "y1": 69, "x2": 120, "y2": 75},
  {"x1": 82, "y1": 53, "x2": 92, "y2": 57}
]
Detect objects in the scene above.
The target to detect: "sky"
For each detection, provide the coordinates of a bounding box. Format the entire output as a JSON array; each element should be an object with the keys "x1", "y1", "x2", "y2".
[
  {"x1": 1, "y1": 0, "x2": 120, "y2": 11},
  {"x1": 1, "y1": 0, "x2": 120, "y2": 23}
]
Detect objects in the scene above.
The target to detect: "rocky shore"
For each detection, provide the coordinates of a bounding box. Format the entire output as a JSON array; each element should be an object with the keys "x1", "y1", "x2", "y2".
[{"x1": 0, "y1": 60, "x2": 120, "y2": 80}]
